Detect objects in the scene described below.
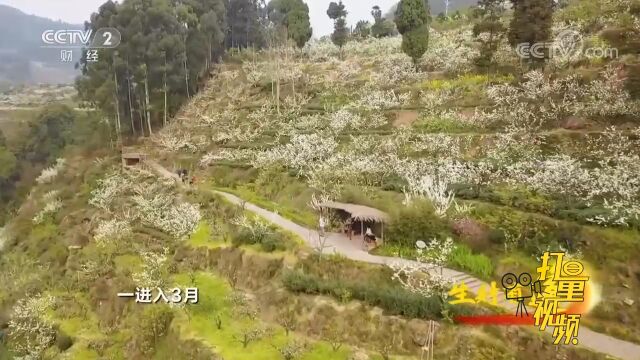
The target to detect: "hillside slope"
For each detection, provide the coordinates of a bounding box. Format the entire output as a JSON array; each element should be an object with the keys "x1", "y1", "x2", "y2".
[{"x1": 153, "y1": 27, "x2": 640, "y2": 356}]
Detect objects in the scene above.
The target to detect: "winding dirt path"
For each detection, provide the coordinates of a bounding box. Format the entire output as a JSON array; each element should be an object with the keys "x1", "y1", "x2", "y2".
[{"x1": 212, "y1": 190, "x2": 640, "y2": 360}]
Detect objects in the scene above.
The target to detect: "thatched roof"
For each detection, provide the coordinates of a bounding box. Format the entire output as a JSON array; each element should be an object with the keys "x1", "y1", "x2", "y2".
[
  {"x1": 122, "y1": 153, "x2": 146, "y2": 159},
  {"x1": 320, "y1": 201, "x2": 390, "y2": 223}
]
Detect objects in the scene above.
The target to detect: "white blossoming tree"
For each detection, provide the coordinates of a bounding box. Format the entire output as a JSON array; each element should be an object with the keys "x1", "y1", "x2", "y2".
[
  {"x1": 133, "y1": 248, "x2": 170, "y2": 288},
  {"x1": 35, "y1": 158, "x2": 66, "y2": 184},
  {"x1": 390, "y1": 238, "x2": 455, "y2": 300},
  {"x1": 8, "y1": 295, "x2": 56, "y2": 360}
]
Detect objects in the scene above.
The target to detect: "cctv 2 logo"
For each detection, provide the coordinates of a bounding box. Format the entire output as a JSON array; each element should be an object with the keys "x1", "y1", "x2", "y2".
[{"x1": 41, "y1": 28, "x2": 122, "y2": 49}]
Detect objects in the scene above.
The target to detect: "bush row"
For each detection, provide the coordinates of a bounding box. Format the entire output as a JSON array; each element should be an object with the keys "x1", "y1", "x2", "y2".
[
  {"x1": 231, "y1": 227, "x2": 292, "y2": 252},
  {"x1": 448, "y1": 245, "x2": 494, "y2": 280},
  {"x1": 282, "y1": 269, "x2": 448, "y2": 320},
  {"x1": 385, "y1": 200, "x2": 452, "y2": 248}
]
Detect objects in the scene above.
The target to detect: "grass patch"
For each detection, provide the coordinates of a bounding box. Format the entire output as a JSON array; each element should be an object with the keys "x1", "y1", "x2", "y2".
[
  {"x1": 187, "y1": 221, "x2": 227, "y2": 249},
  {"x1": 448, "y1": 244, "x2": 494, "y2": 280},
  {"x1": 173, "y1": 272, "x2": 354, "y2": 360},
  {"x1": 214, "y1": 186, "x2": 317, "y2": 228}
]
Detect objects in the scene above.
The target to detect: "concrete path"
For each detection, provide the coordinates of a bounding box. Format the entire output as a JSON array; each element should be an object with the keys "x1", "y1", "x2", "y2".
[
  {"x1": 143, "y1": 159, "x2": 639, "y2": 360},
  {"x1": 213, "y1": 190, "x2": 640, "y2": 360}
]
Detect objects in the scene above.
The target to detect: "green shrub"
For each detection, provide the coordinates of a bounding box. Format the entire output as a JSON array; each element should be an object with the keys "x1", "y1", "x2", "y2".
[
  {"x1": 282, "y1": 270, "x2": 446, "y2": 320},
  {"x1": 448, "y1": 245, "x2": 494, "y2": 280},
  {"x1": 386, "y1": 200, "x2": 450, "y2": 247},
  {"x1": 231, "y1": 227, "x2": 292, "y2": 253},
  {"x1": 55, "y1": 332, "x2": 73, "y2": 351},
  {"x1": 380, "y1": 174, "x2": 407, "y2": 192}
]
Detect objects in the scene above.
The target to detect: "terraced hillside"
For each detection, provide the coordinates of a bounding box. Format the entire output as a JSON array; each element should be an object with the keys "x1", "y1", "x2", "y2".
[
  {"x1": 151, "y1": 30, "x2": 640, "y2": 352},
  {"x1": 1, "y1": 4, "x2": 639, "y2": 360}
]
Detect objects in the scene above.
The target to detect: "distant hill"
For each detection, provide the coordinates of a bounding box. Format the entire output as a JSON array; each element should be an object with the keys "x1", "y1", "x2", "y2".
[
  {"x1": 0, "y1": 5, "x2": 82, "y2": 85},
  {"x1": 385, "y1": 0, "x2": 479, "y2": 18}
]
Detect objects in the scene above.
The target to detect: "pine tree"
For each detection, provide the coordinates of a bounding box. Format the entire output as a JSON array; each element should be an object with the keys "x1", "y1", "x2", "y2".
[
  {"x1": 327, "y1": 1, "x2": 349, "y2": 49},
  {"x1": 395, "y1": 0, "x2": 430, "y2": 66},
  {"x1": 473, "y1": 0, "x2": 507, "y2": 71},
  {"x1": 508, "y1": 0, "x2": 554, "y2": 65}
]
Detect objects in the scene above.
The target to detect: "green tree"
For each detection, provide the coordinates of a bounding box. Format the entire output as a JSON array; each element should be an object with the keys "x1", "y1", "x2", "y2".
[
  {"x1": 327, "y1": 1, "x2": 349, "y2": 49},
  {"x1": 76, "y1": 0, "x2": 228, "y2": 139},
  {"x1": 267, "y1": 0, "x2": 313, "y2": 48},
  {"x1": 371, "y1": 5, "x2": 395, "y2": 38},
  {"x1": 395, "y1": 0, "x2": 430, "y2": 66},
  {"x1": 473, "y1": 0, "x2": 507, "y2": 71},
  {"x1": 327, "y1": 1, "x2": 347, "y2": 19},
  {"x1": 508, "y1": 0, "x2": 554, "y2": 65},
  {"x1": 0, "y1": 147, "x2": 16, "y2": 180},
  {"x1": 201, "y1": 10, "x2": 225, "y2": 68},
  {"x1": 22, "y1": 104, "x2": 75, "y2": 164},
  {"x1": 227, "y1": 0, "x2": 266, "y2": 48},
  {"x1": 353, "y1": 20, "x2": 371, "y2": 38}
]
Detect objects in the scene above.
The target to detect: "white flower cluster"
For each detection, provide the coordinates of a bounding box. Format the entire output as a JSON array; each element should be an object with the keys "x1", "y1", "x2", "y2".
[
  {"x1": 132, "y1": 248, "x2": 170, "y2": 288},
  {"x1": 94, "y1": 219, "x2": 132, "y2": 245},
  {"x1": 421, "y1": 28, "x2": 479, "y2": 73},
  {"x1": 133, "y1": 194, "x2": 202, "y2": 239},
  {"x1": 89, "y1": 172, "x2": 131, "y2": 211},
  {"x1": 89, "y1": 170, "x2": 202, "y2": 239},
  {"x1": 343, "y1": 36, "x2": 402, "y2": 58},
  {"x1": 303, "y1": 39, "x2": 339, "y2": 62},
  {"x1": 374, "y1": 54, "x2": 420, "y2": 85},
  {"x1": 390, "y1": 238, "x2": 456, "y2": 299},
  {"x1": 352, "y1": 89, "x2": 409, "y2": 111},
  {"x1": 8, "y1": 295, "x2": 56, "y2": 360},
  {"x1": 490, "y1": 130, "x2": 640, "y2": 225},
  {"x1": 32, "y1": 191, "x2": 63, "y2": 224},
  {"x1": 390, "y1": 260, "x2": 453, "y2": 300},
  {"x1": 336, "y1": 61, "x2": 362, "y2": 81},
  {"x1": 327, "y1": 109, "x2": 386, "y2": 132},
  {"x1": 577, "y1": 66, "x2": 638, "y2": 118},
  {"x1": 35, "y1": 158, "x2": 66, "y2": 184},
  {"x1": 417, "y1": 237, "x2": 455, "y2": 267},
  {"x1": 231, "y1": 214, "x2": 273, "y2": 240},
  {"x1": 153, "y1": 132, "x2": 202, "y2": 153},
  {"x1": 304, "y1": 36, "x2": 403, "y2": 62},
  {"x1": 475, "y1": 67, "x2": 639, "y2": 131},
  {"x1": 200, "y1": 149, "x2": 256, "y2": 167},
  {"x1": 253, "y1": 134, "x2": 337, "y2": 171},
  {"x1": 242, "y1": 61, "x2": 266, "y2": 86},
  {"x1": 403, "y1": 175, "x2": 456, "y2": 217}
]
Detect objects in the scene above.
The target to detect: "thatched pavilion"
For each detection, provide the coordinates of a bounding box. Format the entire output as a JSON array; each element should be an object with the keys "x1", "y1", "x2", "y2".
[
  {"x1": 121, "y1": 147, "x2": 147, "y2": 168},
  {"x1": 319, "y1": 201, "x2": 390, "y2": 244}
]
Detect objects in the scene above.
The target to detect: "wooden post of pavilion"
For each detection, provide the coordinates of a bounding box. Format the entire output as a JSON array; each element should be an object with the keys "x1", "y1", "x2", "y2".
[{"x1": 360, "y1": 220, "x2": 364, "y2": 242}]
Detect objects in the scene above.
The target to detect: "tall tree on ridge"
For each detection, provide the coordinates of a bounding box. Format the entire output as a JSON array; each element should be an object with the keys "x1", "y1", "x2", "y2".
[
  {"x1": 473, "y1": 0, "x2": 507, "y2": 72},
  {"x1": 395, "y1": 0, "x2": 430, "y2": 67},
  {"x1": 508, "y1": 0, "x2": 554, "y2": 66},
  {"x1": 327, "y1": 1, "x2": 349, "y2": 50},
  {"x1": 267, "y1": 0, "x2": 312, "y2": 48}
]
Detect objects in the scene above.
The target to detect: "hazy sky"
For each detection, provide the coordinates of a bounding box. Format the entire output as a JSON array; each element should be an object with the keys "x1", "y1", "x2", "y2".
[{"x1": 0, "y1": 0, "x2": 397, "y2": 37}]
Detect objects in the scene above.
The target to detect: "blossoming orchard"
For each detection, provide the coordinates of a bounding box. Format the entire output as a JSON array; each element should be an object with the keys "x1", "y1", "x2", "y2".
[
  {"x1": 170, "y1": 40, "x2": 640, "y2": 228},
  {"x1": 148, "y1": 27, "x2": 640, "y2": 323},
  {"x1": 2, "y1": 2, "x2": 640, "y2": 358}
]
